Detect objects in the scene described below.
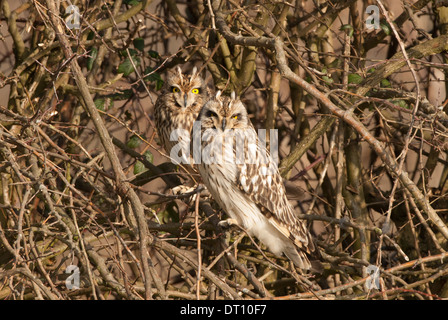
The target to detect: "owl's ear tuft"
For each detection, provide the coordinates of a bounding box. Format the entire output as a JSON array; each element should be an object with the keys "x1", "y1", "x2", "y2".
[
  {"x1": 191, "y1": 66, "x2": 198, "y2": 78},
  {"x1": 176, "y1": 66, "x2": 182, "y2": 77},
  {"x1": 216, "y1": 90, "x2": 222, "y2": 99},
  {"x1": 230, "y1": 91, "x2": 236, "y2": 100}
]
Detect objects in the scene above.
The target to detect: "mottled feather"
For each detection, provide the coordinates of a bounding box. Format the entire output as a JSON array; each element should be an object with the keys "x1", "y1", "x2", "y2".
[
  {"x1": 154, "y1": 66, "x2": 206, "y2": 166},
  {"x1": 194, "y1": 93, "x2": 315, "y2": 270}
]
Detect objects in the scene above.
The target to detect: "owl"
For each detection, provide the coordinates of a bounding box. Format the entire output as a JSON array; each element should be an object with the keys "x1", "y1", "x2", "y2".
[
  {"x1": 192, "y1": 91, "x2": 315, "y2": 270},
  {"x1": 154, "y1": 66, "x2": 206, "y2": 167}
]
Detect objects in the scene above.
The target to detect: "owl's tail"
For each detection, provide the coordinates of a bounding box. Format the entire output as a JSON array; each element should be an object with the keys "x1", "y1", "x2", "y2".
[
  {"x1": 284, "y1": 247, "x2": 311, "y2": 270},
  {"x1": 284, "y1": 242, "x2": 323, "y2": 273}
]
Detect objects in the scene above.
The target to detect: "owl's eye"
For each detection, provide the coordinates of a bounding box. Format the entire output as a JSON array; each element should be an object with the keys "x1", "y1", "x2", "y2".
[
  {"x1": 232, "y1": 113, "x2": 241, "y2": 120},
  {"x1": 171, "y1": 87, "x2": 180, "y2": 93},
  {"x1": 191, "y1": 88, "x2": 200, "y2": 94},
  {"x1": 206, "y1": 110, "x2": 218, "y2": 118}
]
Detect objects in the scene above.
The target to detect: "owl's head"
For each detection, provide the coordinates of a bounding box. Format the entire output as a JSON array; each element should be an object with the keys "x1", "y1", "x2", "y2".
[
  {"x1": 163, "y1": 66, "x2": 205, "y2": 110},
  {"x1": 198, "y1": 91, "x2": 250, "y2": 132}
]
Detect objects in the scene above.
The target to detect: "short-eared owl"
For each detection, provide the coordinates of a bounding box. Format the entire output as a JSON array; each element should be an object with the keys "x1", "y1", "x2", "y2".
[
  {"x1": 154, "y1": 66, "x2": 206, "y2": 166},
  {"x1": 192, "y1": 92, "x2": 315, "y2": 270}
]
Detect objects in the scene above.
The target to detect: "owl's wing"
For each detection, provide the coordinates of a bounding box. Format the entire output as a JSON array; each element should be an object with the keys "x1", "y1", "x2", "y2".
[{"x1": 236, "y1": 134, "x2": 314, "y2": 254}]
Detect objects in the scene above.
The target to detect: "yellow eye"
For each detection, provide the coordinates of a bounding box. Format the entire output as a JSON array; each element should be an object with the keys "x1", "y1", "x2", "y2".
[
  {"x1": 233, "y1": 115, "x2": 238, "y2": 120},
  {"x1": 172, "y1": 87, "x2": 180, "y2": 93},
  {"x1": 192, "y1": 88, "x2": 199, "y2": 94}
]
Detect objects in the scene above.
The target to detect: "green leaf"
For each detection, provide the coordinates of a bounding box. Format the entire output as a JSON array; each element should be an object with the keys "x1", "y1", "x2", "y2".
[
  {"x1": 380, "y1": 20, "x2": 391, "y2": 35},
  {"x1": 144, "y1": 67, "x2": 164, "y2": 90},
  {"x1": 144, "y1": 67, "x2": 162, "y2": 82},
  {"x1": 392, "y1": 99, "x2": 409, "y2": 109},
  {"x1": 94, "y1": 97, "x2": 113, "y2": 111},
  {"x1": 127, "y1": 135, "x2": 142, "y2": 149},
  {"x1": 322, "y1": 75, "x2": 333, "y2": 85},
  {"x1": 155, "y1": 79, "x2": 164, "y2": 91},
  {"x1": 143, "y1": 150, "x2": 154, "y2": 164},
  {"x1": 348, "y1": 73, "x2": 363, "y2": 84},
  {"x1": 380, "y1": 79, "x2": 391, "y2": 87},
  {"x1": 148, "y1": 50, "x2": 160, "y2": 59},
  {"x1": 94, "y1": 98, "x2": 105, "y2": 111},
  {"x1": 340, "y1": 24, "x2": 354, "y2": 37},
  {"x1": 118, "y1": 56, "x2": 140, "y2": 76},
  {"x1": 87, "y1": 47, "x2": 98, "y2": 71},
  {"x1": 133, "y1": 38, "x2": 145, "y2": 52},
  {"x1": 110, "y1": 89, "x2": 133, "y2": 101},
  {"x1": 133, "y1": 160, "x2": 146, "y2": 174},
  {"x1": 120, "y1": 48, "x2": 138, "y2": 57}
]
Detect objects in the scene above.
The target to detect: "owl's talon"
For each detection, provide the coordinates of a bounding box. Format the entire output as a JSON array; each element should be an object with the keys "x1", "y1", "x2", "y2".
[
  {"x1": 172, "y1": 185, "x2": 196, "y2": 196},
  {"x1": 218, "y1": 218, "x2": 239, "y2": 229}
]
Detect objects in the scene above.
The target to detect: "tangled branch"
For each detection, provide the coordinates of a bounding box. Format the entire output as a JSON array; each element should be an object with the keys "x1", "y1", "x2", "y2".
[{"x1": 0, "y1": 0, "x2": 447, "y2": 300}]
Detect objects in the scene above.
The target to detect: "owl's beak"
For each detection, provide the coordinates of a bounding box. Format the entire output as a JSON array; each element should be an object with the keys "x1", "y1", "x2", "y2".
[
  {"x1": 183, "y1": 94, "x2": 188, "y2": 108},
  {"x1": 221, "y1": 119, "x2": 226, "y2": 131}
]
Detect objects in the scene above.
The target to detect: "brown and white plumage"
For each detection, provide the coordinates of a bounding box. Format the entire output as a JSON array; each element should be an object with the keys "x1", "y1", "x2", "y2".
[
  {"x1": 193, "y1": 92, "x2": 315, "y2": 270},
  {"x1": 154, "y1": 66, "x2": 206, "y2": 166}
]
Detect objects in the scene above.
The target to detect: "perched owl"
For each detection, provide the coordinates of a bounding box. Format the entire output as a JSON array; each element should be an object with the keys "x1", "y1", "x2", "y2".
[
  {"x1": 192, "y1": 92, "x2": 315, "y2": 270},
  {"x1": 154, "y1": 66, "x2": 206, "y2": 167}
]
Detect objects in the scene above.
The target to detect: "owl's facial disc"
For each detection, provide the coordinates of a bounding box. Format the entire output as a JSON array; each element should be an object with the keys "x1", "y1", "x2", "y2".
[{"x1": 172, "y1": 86, "x2": 201, "y2": 109}]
